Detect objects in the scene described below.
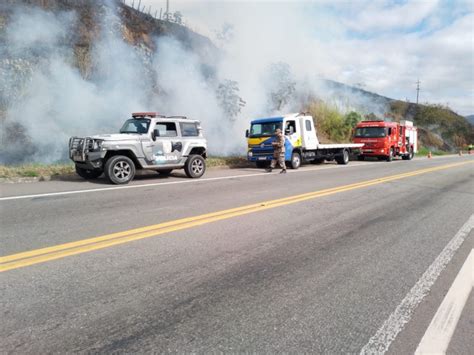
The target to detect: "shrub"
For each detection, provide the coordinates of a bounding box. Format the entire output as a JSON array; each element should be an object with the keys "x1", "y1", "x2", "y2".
[{"x1": 306, "y1": 101, "x2": 363, "y2": 142}]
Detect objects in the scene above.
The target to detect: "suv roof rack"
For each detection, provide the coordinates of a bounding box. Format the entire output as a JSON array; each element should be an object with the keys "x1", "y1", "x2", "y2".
[{"x1": 166, "y1": 115, "x2": 188, "y2": 119}]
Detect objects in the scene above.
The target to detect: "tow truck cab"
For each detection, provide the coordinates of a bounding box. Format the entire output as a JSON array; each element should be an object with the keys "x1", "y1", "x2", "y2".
[{"x1": 246, "y1": 115, "x2": 316, "y2": 167}]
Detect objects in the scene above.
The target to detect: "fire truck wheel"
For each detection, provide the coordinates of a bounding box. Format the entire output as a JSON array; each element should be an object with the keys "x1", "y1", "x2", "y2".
[
  {"x1": 402, "y1": 148, "x2": 414, "y2": 160},
  {"x1": 184, "y1": 155, "x2": 206, "y2": 178},
  {"x1": 75, "y1": 165, "x2": 102, "y2": 179},
  {"x1": 386, "y1": 148, "x2": 394, "y2": 162},
  {"x1": 290, "y1": 152, "x2": 301, "y2": 169},
  {"x1": 104, "y1": 155, "x2": 136, "y2": 184}
]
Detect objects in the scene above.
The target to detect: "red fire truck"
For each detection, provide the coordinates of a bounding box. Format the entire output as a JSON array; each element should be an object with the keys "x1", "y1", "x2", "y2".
[{"x1": 353, "y1": 119, "x2": 417, "y2": 161}]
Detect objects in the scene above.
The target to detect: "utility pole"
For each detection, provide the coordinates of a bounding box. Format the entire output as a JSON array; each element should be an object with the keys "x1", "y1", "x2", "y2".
[{"x1": 416, "y1": 79, "x2": 421, "y2": 104}]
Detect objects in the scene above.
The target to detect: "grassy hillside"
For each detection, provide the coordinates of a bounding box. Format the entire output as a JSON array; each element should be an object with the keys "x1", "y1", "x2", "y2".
[
  {"x1": 390, "y1": 101, "x2": 474, "y2": 151},
  {"x1": 304, "y1": 87, "x2": 473, "y2": 151}
]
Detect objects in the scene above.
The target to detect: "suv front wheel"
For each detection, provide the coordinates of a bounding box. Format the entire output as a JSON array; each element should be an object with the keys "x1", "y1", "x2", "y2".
[
  {"x1": 104, "y1": 155, "x2": 136, "y2": 184},
  {"x1": 184, "y1": 155, "x2": 206, "y2": 178}
]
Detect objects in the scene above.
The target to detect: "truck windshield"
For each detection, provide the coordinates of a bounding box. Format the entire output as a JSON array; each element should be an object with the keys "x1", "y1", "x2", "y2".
[
  {"x1": 250, "y1": 122, "x2": 283, "y2": 137},
  {"x1": 354, "y1": 127, "x2": 386, "y2": 138},
  {"x1": 120, "y1": 119, "x2": 150, "y2": 134}
]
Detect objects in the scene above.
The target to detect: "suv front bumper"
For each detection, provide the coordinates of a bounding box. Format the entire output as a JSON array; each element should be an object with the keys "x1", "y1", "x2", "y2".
[{"x1": 69, "y1": 137, "x2": 106, "y2": 169}]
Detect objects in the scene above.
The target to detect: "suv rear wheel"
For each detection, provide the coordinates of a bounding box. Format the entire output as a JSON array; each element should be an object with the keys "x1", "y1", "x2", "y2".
[
  {"x1": 75, "y1": 165, "x2": 102, "y2": 180},
  {"x1": 184, "y1": 155, "x2": 206, "y2": 178},
  {"x1": 104, "y1": 155, "x2": 136, "y2": 184}
]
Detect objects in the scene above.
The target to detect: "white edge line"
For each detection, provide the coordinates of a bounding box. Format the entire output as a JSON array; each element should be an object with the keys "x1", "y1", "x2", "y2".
[
  {"x1": 0, "y1": 162, "x2": 373, "y2": 202},
  {"x1": 360, "y1": 214, "x2": 474, "y2": 355},
  {"x1": 415, "y1": 249, "x2": 473, "y2": 355}
]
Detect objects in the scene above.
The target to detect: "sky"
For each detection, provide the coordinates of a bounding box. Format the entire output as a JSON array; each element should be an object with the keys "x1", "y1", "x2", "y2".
[{"x1": 132, "y1": 0, "x2": 474, "y2": 116}]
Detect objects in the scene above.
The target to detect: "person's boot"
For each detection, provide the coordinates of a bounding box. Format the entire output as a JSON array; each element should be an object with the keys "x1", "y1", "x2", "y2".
[
  {"x1": 265, "y1": 167, "x2": 273, "y2": 172},
  {"x1": 280, "y1": 169, "x2": 287, "y2": 174}
]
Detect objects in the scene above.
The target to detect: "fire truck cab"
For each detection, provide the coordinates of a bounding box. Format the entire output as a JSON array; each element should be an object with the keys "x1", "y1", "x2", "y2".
[{"x1": 353, "y1": 119, "x2": 417, "y2": 161}]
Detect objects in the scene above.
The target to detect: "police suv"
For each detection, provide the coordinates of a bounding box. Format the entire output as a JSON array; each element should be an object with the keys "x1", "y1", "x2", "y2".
[{"x1": 69, "y1": 112, "x2": 207, "y2": 184}]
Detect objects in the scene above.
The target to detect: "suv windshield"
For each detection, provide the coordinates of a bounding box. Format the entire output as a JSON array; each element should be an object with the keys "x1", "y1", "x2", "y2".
[
  {"x1": 120, "y1": 119, "x2": 150, "y2": 134},
  {"x1": 250, "y1": 121, "x2": 282, "y2": 137},
  {"x1": 354, "y1": 127, "x2": 386, "y2": 138}
]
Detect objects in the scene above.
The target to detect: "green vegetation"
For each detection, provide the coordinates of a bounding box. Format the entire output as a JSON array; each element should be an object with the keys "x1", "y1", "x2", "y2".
[
  {"x1": 415, "y1": 147, "x2": 448, "y2": 156},
  {"x1": 0, "y1": 163, "x2": 75, "y2": 178},
  {"x1": 206, "y1": 156, "x2": 251, "y2": 168},
  {"x1": 0, "y1": 157, "x2": 252, "y2": 179},
  {"x1": 306, "y1": 101, "x2": 362, "y2": 143},
  {"x1": 389, "y1": 101, "x2": 474, "y2": 151},
  {"x1": 307, "y1": 99, "x2": 473, "y2": 153},
  {"x1": 414, "y1": 104, "x2": 474, "y2": 149}
]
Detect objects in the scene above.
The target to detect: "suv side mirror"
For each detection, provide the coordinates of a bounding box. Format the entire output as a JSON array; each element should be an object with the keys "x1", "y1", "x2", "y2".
[
  {"x1": 245, "y1": 129, "x2": 249, "y2": 138},
  {"x1": 152, "y1": 129, "x2": 160, "y2": 141}
]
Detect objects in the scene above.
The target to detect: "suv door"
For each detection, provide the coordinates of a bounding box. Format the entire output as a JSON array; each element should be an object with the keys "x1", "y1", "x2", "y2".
[
  {"x1": 179, "y1": 121, "x2": 201, "y2": 154},
  {"x1": 149, "y1": 121, "x2": 183, "y2": 166}
]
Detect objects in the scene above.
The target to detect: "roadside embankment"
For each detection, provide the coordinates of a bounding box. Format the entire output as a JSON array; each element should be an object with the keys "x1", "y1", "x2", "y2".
[{"x1": 0, "y1": 156, "x2": 252, "y2": 183}]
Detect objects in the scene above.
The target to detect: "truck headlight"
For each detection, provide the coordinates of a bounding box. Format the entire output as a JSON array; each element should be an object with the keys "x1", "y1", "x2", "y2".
[{"x1": 248, "y1": 151, "x2": 253, "y2": 157}]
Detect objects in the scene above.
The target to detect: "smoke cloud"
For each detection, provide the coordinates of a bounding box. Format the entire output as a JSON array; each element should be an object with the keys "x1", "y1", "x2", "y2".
[{"x1": 0, "y1": 1, "x2": 388, "y2": 164}]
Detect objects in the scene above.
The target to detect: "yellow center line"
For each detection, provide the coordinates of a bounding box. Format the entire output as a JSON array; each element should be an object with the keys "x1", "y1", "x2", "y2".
[{"x1": 1, "y1": 161, "x2": 472, "y2": 272}]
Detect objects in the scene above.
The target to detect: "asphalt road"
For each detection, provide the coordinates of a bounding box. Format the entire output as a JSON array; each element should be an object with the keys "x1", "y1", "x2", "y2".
[{"x1": 1, "y1": 155, "x2": 473, "y2": 353}]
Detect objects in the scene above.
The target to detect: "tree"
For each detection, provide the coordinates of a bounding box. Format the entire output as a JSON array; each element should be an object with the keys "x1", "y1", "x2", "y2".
[
  {"x1": 265, "y1": 62, "x2": 296, "y2": 111},
  {"x1": 344, "y1": 111, "x2": 362, "y2": 128},
  {"x1": 216, "y1": 80, "x2": 246, "y2": 122},
  {"x1": 215, "y1": 23, "x2": 234, "y2": 44},
  {"x1": 364, "y1": 113, "x2": 378, "y2": 120},
  {"x1": 173, "y1": 11, "x2": 183, "y2": 24}
]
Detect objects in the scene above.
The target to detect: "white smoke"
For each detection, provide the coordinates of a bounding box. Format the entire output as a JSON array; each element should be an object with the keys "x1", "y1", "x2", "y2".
[
  {"x1": 0, "y1": 1, "x2": 388, "y2": 164},
  {"x1": 1, "y1": 4, "x2": 153, "y2": 163}
]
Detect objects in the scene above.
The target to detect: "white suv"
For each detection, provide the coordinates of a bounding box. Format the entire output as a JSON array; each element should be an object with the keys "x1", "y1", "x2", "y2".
[{"x1": 69, "y1": 112, "x2": 208, "y2": 184}]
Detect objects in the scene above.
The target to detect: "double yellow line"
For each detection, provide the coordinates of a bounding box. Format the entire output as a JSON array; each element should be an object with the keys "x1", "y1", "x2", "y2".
[{"x1": 1, "y1": 161, "x2": 472, "y2": 272}]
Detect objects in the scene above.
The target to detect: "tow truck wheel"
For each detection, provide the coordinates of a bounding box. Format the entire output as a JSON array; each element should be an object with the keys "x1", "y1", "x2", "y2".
[
  {"x1": 290, "y1": 152, "x2": 301, "y2": 169},
  {"x1": 386, "y1": 148, "x2": 394, "y2": 162},
  {"x1": 75, "y1": 165, "x2": 102, "y2": 179},
  {"x1": 104, "y1": 155, "x2": 136, "y2": 184},
  {"x1": 336, "y1": 149, "x2": 350, "y2": 165},
  {"x1": 184, "y1": 155, "x2": 206, "y2": 178}
]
